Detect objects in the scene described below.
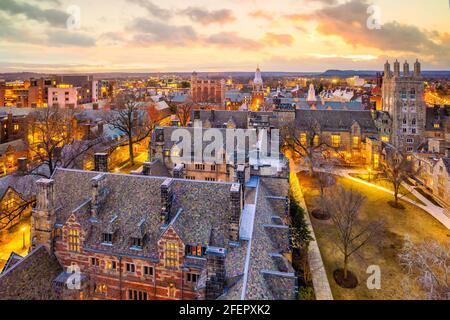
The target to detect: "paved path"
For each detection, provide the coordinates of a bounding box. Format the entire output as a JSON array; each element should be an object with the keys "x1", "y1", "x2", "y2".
[{"x1": 295, "y1": 165, "x2": 450, "y2": 230}]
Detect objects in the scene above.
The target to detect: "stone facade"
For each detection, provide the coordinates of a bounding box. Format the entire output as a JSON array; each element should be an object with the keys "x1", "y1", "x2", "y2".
[{"x1": 382, "y1": 60, "x2": 426, "y2": 155}]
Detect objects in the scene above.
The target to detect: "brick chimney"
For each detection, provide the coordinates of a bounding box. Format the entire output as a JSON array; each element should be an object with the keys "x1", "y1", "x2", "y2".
[
  {"x1": 161, "y1": 178, "x2": 174, "y2": 224},
  {"x1": 229, "y1": 183, "x2": 242, "y2": 242},
  {"x1": 94, "y1": 153, "x2": 108, "y2": 172},
  {"x1": 31, "y1": 179, "x2": 56, "y2": 251},
  {"x1": 17, "y1": 157, "x2": 28, "y2": 175},
  {"x1": 97, "y1": 121, "x2": 104, "y2": 136},
  {"x1": 205, "y1": 246, "x2": 227, "y2": 299}
]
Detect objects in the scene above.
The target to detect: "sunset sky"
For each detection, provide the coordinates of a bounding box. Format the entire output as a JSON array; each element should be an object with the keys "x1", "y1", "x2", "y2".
[{"x1": 0, "y1": 0, "x2": 449, "y2": 73}]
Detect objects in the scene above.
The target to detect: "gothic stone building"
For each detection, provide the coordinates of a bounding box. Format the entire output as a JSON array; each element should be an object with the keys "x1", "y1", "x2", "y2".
[
  {"x1": 382, "y1": 59, "x2": 426, "y2": 155},
  {"x1": 0, "y1": 161, "x2": 295, "y2": 300}
]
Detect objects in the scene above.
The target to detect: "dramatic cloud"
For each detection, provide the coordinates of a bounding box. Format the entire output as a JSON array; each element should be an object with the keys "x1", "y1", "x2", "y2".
[
  {"x1": 293, "y1": 0, "x2": 450, "y2": 61},
  {"x1": 206, "y1": 32, "x2": 263, "y2": 50},
  {"x1": 180, "y1": 7, "x2": 235, "y2": 25}
]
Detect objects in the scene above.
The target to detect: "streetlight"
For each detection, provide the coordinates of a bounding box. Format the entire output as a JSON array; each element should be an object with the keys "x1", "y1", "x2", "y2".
[{"x1": 21, "y1": 227, "x2": 26, "y2": 249}]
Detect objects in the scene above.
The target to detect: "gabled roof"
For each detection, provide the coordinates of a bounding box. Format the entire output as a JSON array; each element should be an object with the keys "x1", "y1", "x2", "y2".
[{"x1": 1, "y1": 252, "x2": 23, "y2": 274}]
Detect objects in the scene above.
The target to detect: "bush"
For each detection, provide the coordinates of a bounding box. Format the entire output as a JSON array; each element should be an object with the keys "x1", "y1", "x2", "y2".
[
  {"x1": 290, "y1": 196, "x2": 313, "y2": 250},
  {"x1": 298, "y1": 286, "x2": 315, "y2": 300}
]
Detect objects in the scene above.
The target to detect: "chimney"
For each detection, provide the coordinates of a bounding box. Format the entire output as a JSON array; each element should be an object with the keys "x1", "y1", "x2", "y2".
[
  {"x1": 31, "y1": 179, "x2": 56, "y2": 251},
  {"x1": 173, "y1": 163, "x2": 185, "y2": 179},
  {"x1": 414, "y1": 59, "x2": 421, "y2": 78},
  {"x1": 142, "y1": 162, "x2": 152, "y2": 176},
  {"x1": 161, "y1": 178, "x2": 174, "y2": 224},
  {"x1": 97, "y1": 122, "x2": 104, "y2": 135},
  {"x1": 91, "y1": 173, "x2": 107, "y2": 219},
  {"x1": 229, "y1": 183, "x2": 242, "y2": 242},
  {"x1": 205, "y1": 246, "x2": 227, "y2": 299},
  {"x1": 393, "y1": 60, "x2": 400, "y2": 77},
  {"x1": 17, "y1": 157, "x2": 28, "y2": 175},
  {"x1": 403, "y1": 61, "x2": 410, "y2": 77},
  {"x1": 94, "y1": 153, "x2": 108, "y2": 172}
]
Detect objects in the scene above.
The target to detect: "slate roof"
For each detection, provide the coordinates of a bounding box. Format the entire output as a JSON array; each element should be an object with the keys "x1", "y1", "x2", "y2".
[
  {"x1": 0, "y1": 246, "x2": 62, "y2": 300},
  {"x1": 295, "y1": 109, "x2": 378, "y2": 133},
  {"x1": 192, "y1": 110, "x2": 249, "y2": 129},
  {"x1": 51, "y1": 168, "x2": 235, "y2": 258},
  {"x1": 0, "y1": 173, "x2": 41, "y2": 201},
  {"x1": 1, "y1": 252, "x2": 23, "y2": 274},
  {"x1": 0, "y1": 139, "x2": 27, "y2": 155}
]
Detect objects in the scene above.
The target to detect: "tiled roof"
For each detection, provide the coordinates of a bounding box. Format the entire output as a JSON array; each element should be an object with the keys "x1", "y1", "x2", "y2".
[{"x1": 192, "y1": 110, "x2": 249, "y2": 129}]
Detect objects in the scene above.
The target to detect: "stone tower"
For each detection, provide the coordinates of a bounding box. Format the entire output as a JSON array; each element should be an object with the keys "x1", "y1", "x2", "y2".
[
  {"x1": 382, "y1": 59, "x2": 426, "y2": 155},
  {"x1": 31, "y1": 179, "x2": 56, "y2": 251},
  {"x1": 251, "y1": 66, "x2": 264, "y2": 111}
]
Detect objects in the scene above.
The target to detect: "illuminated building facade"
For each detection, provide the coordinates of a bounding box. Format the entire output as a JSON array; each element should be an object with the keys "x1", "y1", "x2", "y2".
[{"x1": 190, "y1": 72, "x2": 225, "y2": 105}]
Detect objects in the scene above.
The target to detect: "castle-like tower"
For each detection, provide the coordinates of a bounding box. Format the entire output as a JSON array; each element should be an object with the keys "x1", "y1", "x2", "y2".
[
  {"x1": 251, "y1": 66, "x2": 264, "y2": 111},
  {"x1": 190, "y1": 71, "x2": 226, "y2": 106},
  {"x1": 382, "y1": 59, "x2": 426, "y2": 155}
]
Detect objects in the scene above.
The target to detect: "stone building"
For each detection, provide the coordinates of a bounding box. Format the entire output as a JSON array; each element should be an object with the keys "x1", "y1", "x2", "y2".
[
  {"x1": 0, "y1": 162, "x2": 296, "y2": 300},
  {"x1": 382, "y1": 59, "x2": 426, "y2": 155},
  {"x1": 190, "y1": 72, "x2": 226, "y2": 106}
]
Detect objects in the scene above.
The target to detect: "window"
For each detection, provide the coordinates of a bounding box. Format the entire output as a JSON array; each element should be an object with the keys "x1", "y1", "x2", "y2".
[
  {"x1": 106, "y1": 260, "x2": 117, "y2": 271},
  {"x1": 401, "y1": 89, "x2": 407, "y2": 99},
  {"x1": 168, "y1": 283, "x2": 176, "y2": 298},
  {"x1": 165, "y1": 242, "x2": 178, "y2": 268},
  {"x1": 381, "y1": 136, "x2": 389, "y2": 142},
  {"x1": 144, "y1": 266, "x2": 154, "y2": 277},
  {"x1": 186, "y1": 273, "x2": 199, "y2": 284},
  {"x1": 126, "y1": 263, "x2": 136, "y2": 273},
  {"x1": 412, "y1": 118, "x2": 416, "y2": 126},
  {"x1": 68, "y1": 229, "x2": 80, "y2": 252},
  {"x1": 210, "y1": 165, "x2": 216, "y2": 171},
  {"x1": 406, "y1": 138, "x2": 414, "y2": 144},
  {"x1": 4, "y1": 198, "x2": 15, "y2": 210},
  {"x1": 186, "y1": 245, "x2": 205, "y2": 257},
  {"x1": 91, "y1": 257, "x2": 100, "y2": 267},
  {"x1": 131, "y1": 237, "x2": 143, "y2": 249},
  {"x1": 352, "y1": 136, "x2": 360, "y2": 147},
  {"x1": 94, "y1": 283, "x2": 107, "y2": 295},
  {"x1": 128, "y1": 289, "x2": 148, "y2": 300},
  {"x1": 410, "y1": 89, "x2": 416, "y2": 100},
  {"x1": 186, "y1": 176, "x2": 196, "y2": 180},
  {"x1": 102, "y1": 233, "x2": 112, "y2": 244},
  {"x1": 13, "y1": 124, "x2": 19, "y2": 132},
  {"x1": 313, "y1": 135, "x2": 319, "y2": 146},
  {"x1": 300, "y1": 133, "x2": 307, "y2": 145},
  {"x1": 407, "y1": 147, "x2": 413, "y2": 152},
  {"x1": 205, "y1": 177, "x2": 216, "y2": 182},
  {"x1": 195, "y1": 164, "x2": 205, "y2": 171},
  {"x1": 331, "y1": 135, "x2": 341, "y2": 148},
  {"x1": 434, "y1": 123, "x2": 440, "y2": 129}
]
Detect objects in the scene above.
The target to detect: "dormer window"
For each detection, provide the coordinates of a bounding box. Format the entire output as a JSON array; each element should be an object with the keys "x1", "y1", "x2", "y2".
[
  {"x1": 102, "y1": 233, "x2": 113, "y2": 245},
  {"x1": 131, "y1": 237, "x2": 143, "y2": 249}
]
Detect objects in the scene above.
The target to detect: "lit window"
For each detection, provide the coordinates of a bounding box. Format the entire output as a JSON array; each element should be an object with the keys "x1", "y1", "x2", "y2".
[
  {"x1": 168, "y1": 283, "x2": 176, "y2": 298},
  {"x1": 106, "y1": 260, "x2": 117, "y2": 271},
  {"x1": 434, "y1": 123, "x2": 440, "y2": 129},
  {"x1": 165, "y1": 242, "x2": 178, "y2": 268},
  {"x1": 68, "y1": 229, "x2": 80, "y2": 252},
  {"x1": 300, "y1": 133, "x2": 307, "y2": 145},
  {"x1": 331, "y1": 135, "x2": 341, "y2": 148},
  {"x1": 3, "y1": 198, "x2": 15, "y2": 210},
  {"x1": 381, "y1": 136, "x2": 389, "y2": 142},
  {"x1": 352, "y1": 136, "x2": 360, "y2": 146},
  {"x1": 13, "y1": 124, "x2": 19, "y2": 131},
  {"x1": 313, "y1": 135, "x2": 319, "y2": 146},
  {"x1": 186, "y1": 245, "x2": 204, "y2": 257},
  {"x1": 94, "y1": 283, "x2": 107, "y2": 295}
]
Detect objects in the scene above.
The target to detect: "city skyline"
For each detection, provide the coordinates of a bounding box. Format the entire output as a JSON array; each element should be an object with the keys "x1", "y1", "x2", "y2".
[{"x1": 0, "y1": 0, "x2": 449, "y2": 73}]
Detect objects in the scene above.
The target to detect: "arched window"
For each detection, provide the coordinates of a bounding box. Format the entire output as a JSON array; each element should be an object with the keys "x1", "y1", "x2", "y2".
[{"x1": 410, "y1": 89, "x2": 416, "y2": 100}]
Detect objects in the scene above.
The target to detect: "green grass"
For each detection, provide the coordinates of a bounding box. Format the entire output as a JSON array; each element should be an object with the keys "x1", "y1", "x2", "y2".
[{"x1": 301, "y1": 175, "x2": 450, "y2": 300}]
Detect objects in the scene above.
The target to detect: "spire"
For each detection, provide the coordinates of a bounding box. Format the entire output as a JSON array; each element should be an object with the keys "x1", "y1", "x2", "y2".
[
  {"x1": 307, "y1": 83, "x2": 317, "y2": 102},
  {"x1": 403, "y1": 60, "x2": 410, "y2": 77},
  {"x1": 393, "y1": 59, "x2": 400, "y2": 77},
  {"x1": 253, "y1": 65, "x2": 263, "y2": 87},
  {"x1": 414, "y1": 59, "x2": 421, "y2": 78},
  {"x1": 384, "y1": 60, "x2": 391, "y2": 78}
]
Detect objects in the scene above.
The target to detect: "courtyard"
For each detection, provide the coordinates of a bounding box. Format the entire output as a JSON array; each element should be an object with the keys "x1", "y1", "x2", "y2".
[{"x1": 299, "y1": 172, "x2": 450, "y2": 300}]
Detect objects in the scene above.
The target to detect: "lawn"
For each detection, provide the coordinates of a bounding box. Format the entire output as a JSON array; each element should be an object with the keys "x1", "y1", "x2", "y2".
[{"x1": 300, "y1": 174, "x2": 450, "y2": 300}]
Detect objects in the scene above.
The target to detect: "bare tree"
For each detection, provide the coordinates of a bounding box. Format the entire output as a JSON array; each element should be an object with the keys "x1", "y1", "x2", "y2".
[
  {"x1": 322, "y1": 186, "x2": 383, "y2": 286},
  {"x1": 399, "y1": 238, "x2": 449, "y2": 300},
  {"x1": 27, "y1": 107, "x2": 104, "y2": 178},
  {"x1": 105, "y1": 98, "x2": 156, "y2": 166},
  {"x1": 381, "y1": 148, "x2": 420, "y2": 209},
  {"x1": 175, "y1": 99, "x2": 194, "y2": 127},
  {"x1": 281, "y1": 120, "x2": 332, "y2": 177}
]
